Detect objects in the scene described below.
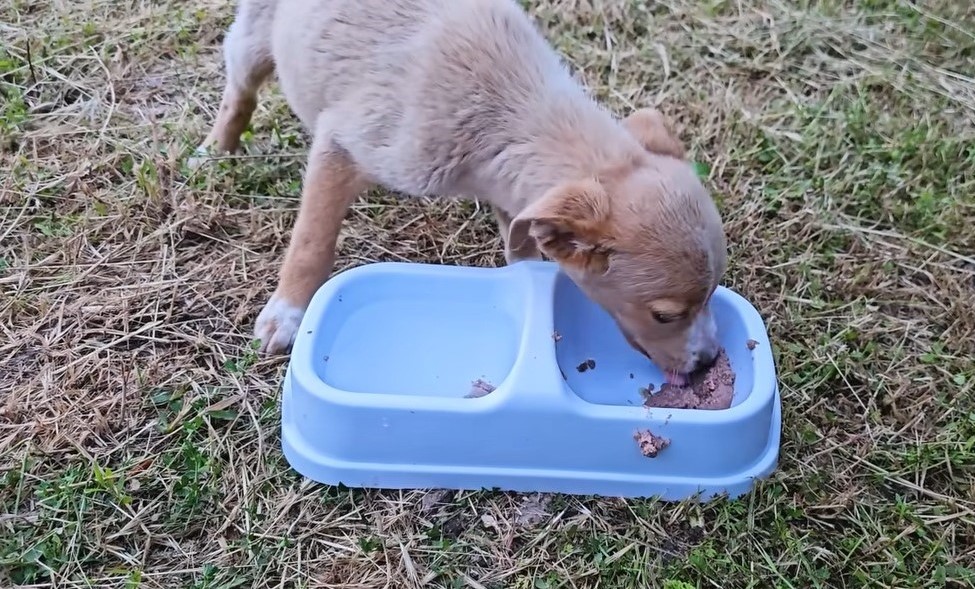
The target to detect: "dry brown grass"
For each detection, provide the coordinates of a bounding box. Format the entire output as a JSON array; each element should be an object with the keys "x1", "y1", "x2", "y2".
[{"x1": 1, "y1": 0, "x2": 974, "y2": 587}]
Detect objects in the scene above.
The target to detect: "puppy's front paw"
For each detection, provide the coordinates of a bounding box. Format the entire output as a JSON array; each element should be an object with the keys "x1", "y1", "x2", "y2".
[
  {"x1": 186, "y1": 145, "x2": 214, "y2": 171},
  {"x1": 254, "y1": 295, "x2": 306, "y2": 355}
]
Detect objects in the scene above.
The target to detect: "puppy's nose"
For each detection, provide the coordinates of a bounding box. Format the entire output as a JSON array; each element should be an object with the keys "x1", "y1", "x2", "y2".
[{"x1": 692, "y1": 347, "x2": 719, "y2": 372}]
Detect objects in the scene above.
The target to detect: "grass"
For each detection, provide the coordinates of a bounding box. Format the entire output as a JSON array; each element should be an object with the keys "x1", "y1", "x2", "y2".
[{"x1": 1, "y1": 0, "x2": 974, "y2": 587}]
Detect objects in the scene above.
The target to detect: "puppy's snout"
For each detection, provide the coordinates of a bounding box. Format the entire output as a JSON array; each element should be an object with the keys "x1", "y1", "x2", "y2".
[
  {"x1": 685, "y1": 307, "x2": 720, "y2": 373},
  {"x1": 689, "y1": 346, "x2": 719, "y2": 372}
]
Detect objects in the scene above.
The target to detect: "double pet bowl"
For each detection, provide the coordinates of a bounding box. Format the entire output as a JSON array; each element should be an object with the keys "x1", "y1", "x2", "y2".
[{"x1": 280, "y1": 261, "x2": 781, "y2": 501}]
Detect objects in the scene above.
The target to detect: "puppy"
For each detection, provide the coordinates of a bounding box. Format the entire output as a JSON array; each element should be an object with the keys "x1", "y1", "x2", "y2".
[{"x1": 192, "y1": 0, "x2": 728, "y2": 383}]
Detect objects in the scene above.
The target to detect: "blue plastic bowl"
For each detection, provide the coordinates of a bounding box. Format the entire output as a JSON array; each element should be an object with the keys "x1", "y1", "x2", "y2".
[{"x1": 281, "y1": 261, "x2": 781, "y2": 501}]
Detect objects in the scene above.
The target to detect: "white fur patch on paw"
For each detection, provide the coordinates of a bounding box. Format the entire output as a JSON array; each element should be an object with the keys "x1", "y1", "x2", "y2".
[
  {"x1": 186, "y1": 145, "x2": 213, "y2": 171},
  {"x1": 254, "y1": 295, "x2": 306, "y2": 355}
]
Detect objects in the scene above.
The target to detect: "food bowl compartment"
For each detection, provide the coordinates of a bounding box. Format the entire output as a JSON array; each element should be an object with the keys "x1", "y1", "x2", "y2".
[
  {"x1": 307, "y1": 267, "x2": 526, "y2": 398},
  {"x1": 552, "y1": 273, "x2": 755, "y2": 408}
]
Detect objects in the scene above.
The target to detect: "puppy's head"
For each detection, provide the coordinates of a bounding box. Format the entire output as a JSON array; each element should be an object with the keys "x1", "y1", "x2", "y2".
[{"x1": 508, "y1": 109, "x2": 727, "y2": 382}]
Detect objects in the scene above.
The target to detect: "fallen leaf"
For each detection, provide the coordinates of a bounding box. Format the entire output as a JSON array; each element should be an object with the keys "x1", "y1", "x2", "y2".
[
  {"x1": 420, "y1": 489, "x2": 451, "y2": 513},
  {"x1": 515, "y1": 494, "x2": 552, "y2": 527}
]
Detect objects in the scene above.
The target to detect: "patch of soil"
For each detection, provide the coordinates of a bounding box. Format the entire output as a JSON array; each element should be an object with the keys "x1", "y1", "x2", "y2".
[{"x1": 643, "y1": 348, "x2": 735, "y2": 410}]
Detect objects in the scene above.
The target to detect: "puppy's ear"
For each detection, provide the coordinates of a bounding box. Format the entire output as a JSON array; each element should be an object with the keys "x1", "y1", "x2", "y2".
[
  {"x1": 508, "y1": 179, "x2": 613, "y2": 273},
  {"x1": 622, "y1": 108, "x2": 686, "y2": 159}
]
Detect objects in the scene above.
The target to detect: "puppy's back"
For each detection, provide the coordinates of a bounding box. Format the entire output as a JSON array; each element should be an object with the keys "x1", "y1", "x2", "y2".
[{"x1": 269, "y1": 0, "x2": 589, "y2": 195}]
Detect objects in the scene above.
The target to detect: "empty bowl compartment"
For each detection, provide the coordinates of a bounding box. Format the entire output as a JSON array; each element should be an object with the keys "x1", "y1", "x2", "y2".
[{"x1": 304, "y1": 265, "x2": 528, "y2": 398}]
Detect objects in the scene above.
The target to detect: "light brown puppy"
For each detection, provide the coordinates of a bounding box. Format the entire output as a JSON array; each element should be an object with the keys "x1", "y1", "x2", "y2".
[{"x1": 192, "y1": 0, "x2": 728, "y2": 383}]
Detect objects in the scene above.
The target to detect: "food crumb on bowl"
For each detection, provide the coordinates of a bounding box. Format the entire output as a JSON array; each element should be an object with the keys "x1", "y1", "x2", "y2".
[
  {"x1": 576, "y1": 358, "x2": 596, "y2": 373},
  {"x1": 643, "y1": 348, "x2": 735, "y2": 410},
  {"x1": 634, "y1": 429, "x2": 670, "y2": 458},
  {"x1": 465, "y1": 378, "x2": 496, "y2": 398},
  {"x1": 746, "y1": 339, "x2": 758, "y2": 350},
  {"x1": 552, "y1": 331, "x2": 562, "y2": 342},
  {"x1": 638, "y1": 383, "x2": 655, "y2": 403}
]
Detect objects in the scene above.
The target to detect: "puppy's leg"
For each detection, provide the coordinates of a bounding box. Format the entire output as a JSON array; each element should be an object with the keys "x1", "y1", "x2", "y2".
[
  {"x1": 494, "y1": 207, "x2": 541, "y2": 264},
  {"x1": 255, "y1": 125, "x2": 372, "y2": 355},
  {"x1": 189, "y1": 4, "x2": 275, "y2": 168}
]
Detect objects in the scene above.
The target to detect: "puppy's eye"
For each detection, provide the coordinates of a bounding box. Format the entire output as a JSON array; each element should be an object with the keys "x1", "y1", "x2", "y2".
[{"x1": 652, "y1": 311, "x2": 678, "y2": 324}]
